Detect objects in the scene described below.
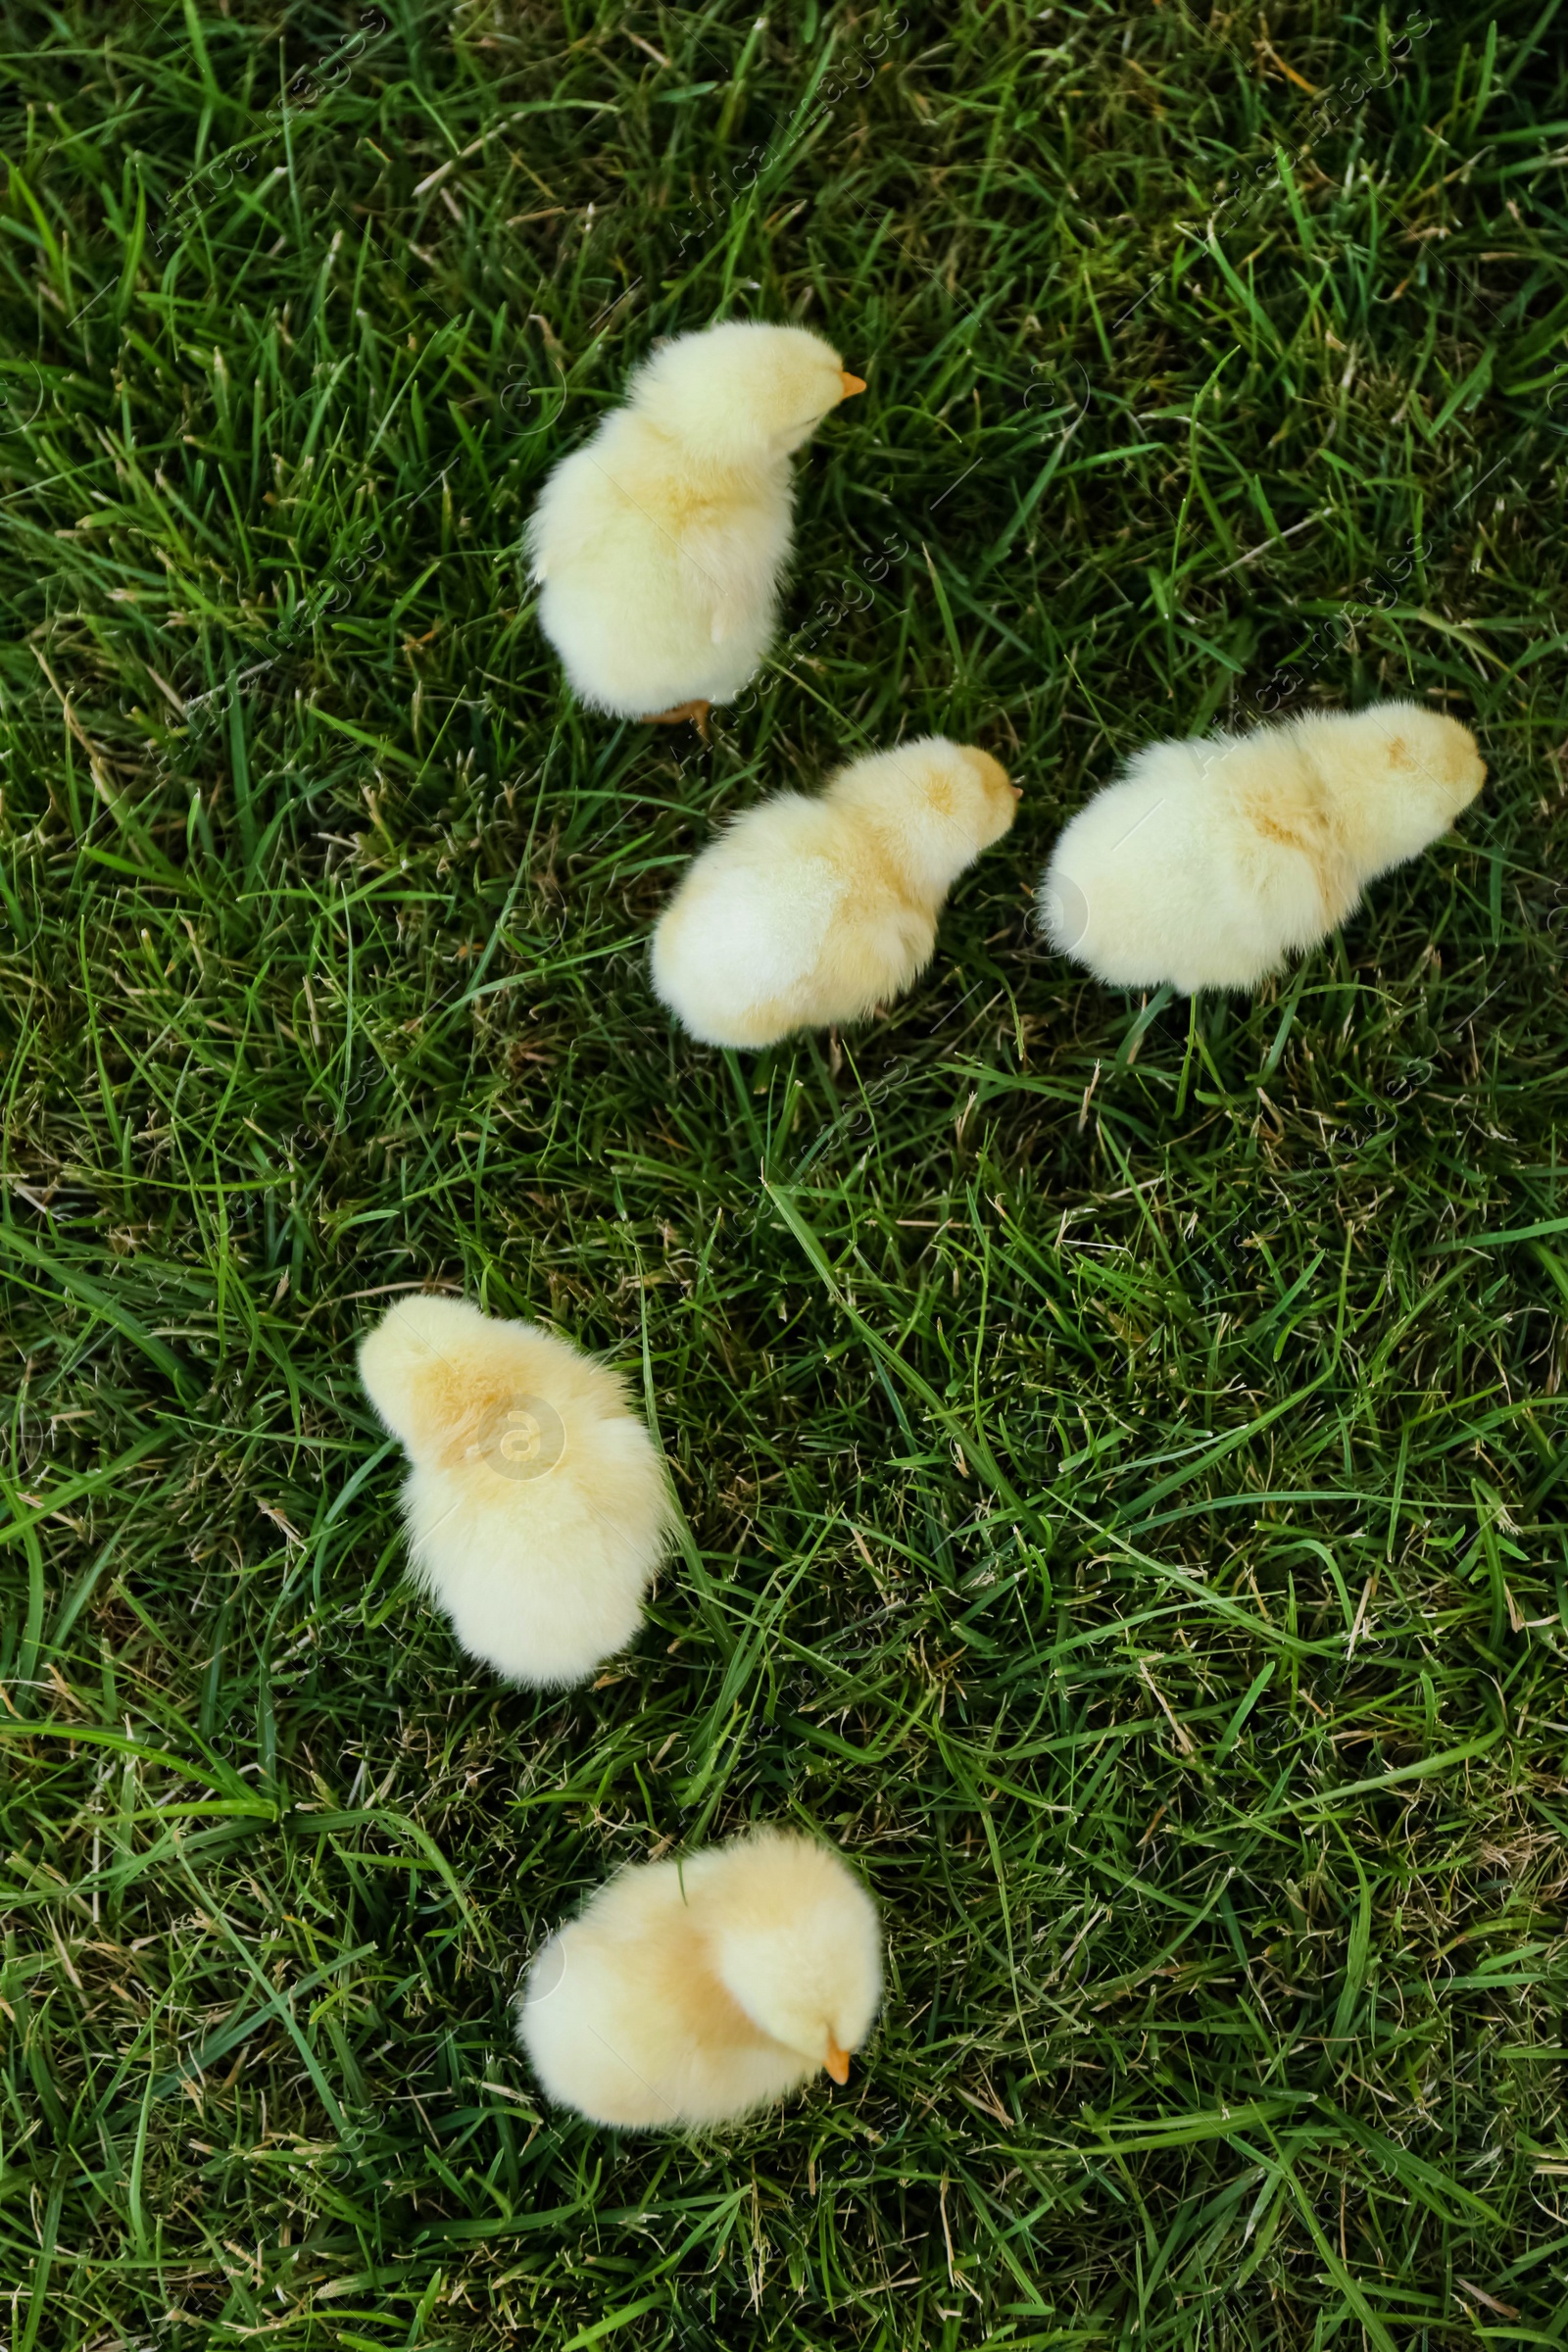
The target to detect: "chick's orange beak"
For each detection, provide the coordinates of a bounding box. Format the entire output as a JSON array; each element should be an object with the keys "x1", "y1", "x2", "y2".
[
  {"x1": 824, "y1": 2035, "x2": 851, "y2": 2085},
  {"x1": 839, "y1": 371, "x2": 867, "y2": 400}
]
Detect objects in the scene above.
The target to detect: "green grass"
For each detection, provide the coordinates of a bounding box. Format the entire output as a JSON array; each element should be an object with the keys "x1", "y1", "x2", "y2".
[{"x1": 2, "y1": 1, "x2": 1567, "y2": 2345}]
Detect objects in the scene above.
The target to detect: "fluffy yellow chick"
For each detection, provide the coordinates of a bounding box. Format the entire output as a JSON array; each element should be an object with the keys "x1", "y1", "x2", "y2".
[
  {"x1": 650, "y1": 736, "x2": 1021, "y2": 1048},
  {"x1": 358, "y1": 1295, "x2": 672, "y2": 1687},
  {"x1": 526, "y1": 320, "x2": 865, "y2": 733},
  {"x1": 1038, "y1": 702, "x2": 1485, "y2": 994},
  {"x1": 516, "y1": 1827, "x2": 883, "y2": 2132}
]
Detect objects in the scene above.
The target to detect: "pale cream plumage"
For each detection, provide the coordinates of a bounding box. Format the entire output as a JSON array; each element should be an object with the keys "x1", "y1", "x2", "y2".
[
  {"x1": 527, "y1": 320, "x2": 864, "y2": 729},
  {"x1": 358, "y1": 1295, "x2": 672, "y2": 1687},
  {"x1": 1038, "y1": 702, "x2": 1486, "y2": 994},
  {"x1": 650, "y1": 735, "x2": 1021, "y2": 1048},
  {"x1": 516, "y1": 1828, "x2": 883, "y2": 2132}
]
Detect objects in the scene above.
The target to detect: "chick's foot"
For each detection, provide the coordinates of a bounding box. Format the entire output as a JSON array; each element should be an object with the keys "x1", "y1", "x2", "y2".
[{"x1": 641, "y1": 699, "x2": 712, "y2": 742}]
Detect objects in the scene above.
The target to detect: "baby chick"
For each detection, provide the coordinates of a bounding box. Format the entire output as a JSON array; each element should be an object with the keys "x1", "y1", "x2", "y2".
[
  {"x1": 527, "y1": 320, "x2": 866, "y2": 734},
  {"x1": 517, "y1": 1827, "x2": 883, "y2": 2132},
  {"x1": 1038, "y1": 702, "x2": 1485, "y2": 994},
  {"x1": 358, "y1": 1295, "x2": 672, "y2": 1687},
  {"x1": 651, "y1": 736, "x2": 1021, "y2": 1048}
]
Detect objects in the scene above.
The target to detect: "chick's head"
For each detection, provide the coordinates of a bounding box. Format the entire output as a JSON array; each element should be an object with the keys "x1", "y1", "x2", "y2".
[
  {"x1": 359, "y1": 1294, "x2": 586, "y2": 1477},
  {"x1": 630, "y1": 321, "x2": 862, "y2": 464},
  {"x1": 1310, "y1": 703, "x2": 1486, "y2": 870},
  {"x1": 953, "y1": 744, "x2": 1026, "y2": 847},
  {"x1": 358, "y1": 1293, "x2": 488, "y2": 1451},
  {"x1": 838, "y1": 737, "x2": 1021, "y2": 893},
  {"x1": 707, "y1": 1832, "x2": 882, "y2": 2082}
]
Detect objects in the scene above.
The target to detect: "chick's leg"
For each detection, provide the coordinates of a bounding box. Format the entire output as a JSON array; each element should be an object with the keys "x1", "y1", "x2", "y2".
[{"x1": 641, "y1": 699, "x2": 711, "y2": 743}]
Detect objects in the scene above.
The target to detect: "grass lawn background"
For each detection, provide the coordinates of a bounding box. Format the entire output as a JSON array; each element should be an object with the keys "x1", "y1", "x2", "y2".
[{"x1": 2, "y1": 2, "x2": 1567, "y2": 2345}]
